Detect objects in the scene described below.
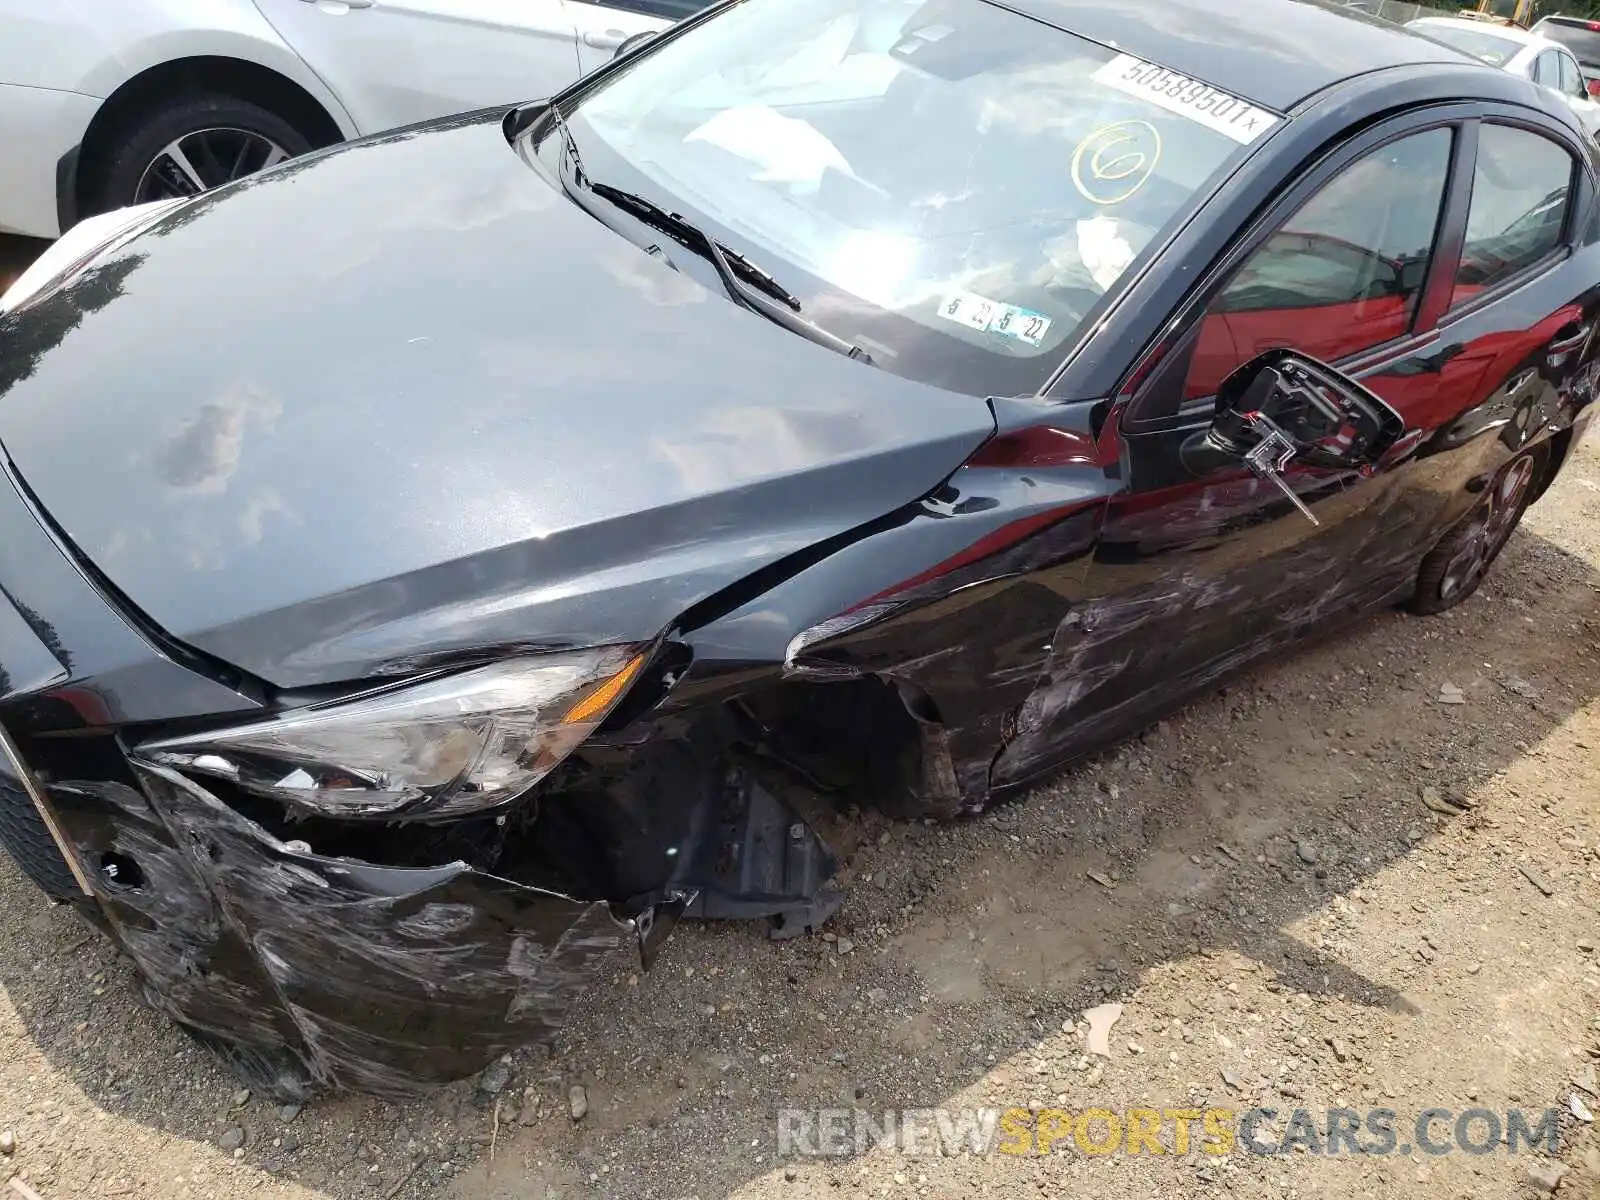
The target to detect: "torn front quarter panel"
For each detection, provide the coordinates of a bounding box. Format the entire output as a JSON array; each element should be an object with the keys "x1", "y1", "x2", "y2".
[
  {"x1": 45, "y1": 762, "x2": 635, "y2": 1098},
  {"x1": 676, "y1": 406, "x2": 1114, "y2": 818}
]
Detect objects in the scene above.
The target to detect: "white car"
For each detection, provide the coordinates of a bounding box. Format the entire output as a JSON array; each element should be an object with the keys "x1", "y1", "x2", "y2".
[
  {"x1": 0, "y1": 0, "x2": 700, "y2": 240},
  {"x1": 1407, "y1": 16, "x2": 1600, "y2": 140}
]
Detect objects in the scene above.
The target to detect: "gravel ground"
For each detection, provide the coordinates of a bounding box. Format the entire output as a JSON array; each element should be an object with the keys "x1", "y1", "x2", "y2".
[{"x1": 0, "y1": 262, "x2": 1597, "y2": 1195}]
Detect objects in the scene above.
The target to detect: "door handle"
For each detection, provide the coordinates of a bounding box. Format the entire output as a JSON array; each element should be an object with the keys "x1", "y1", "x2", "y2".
[
  {"x1": 582, "y1": 28, "x2": 628, "y2": 49},
  {"x1": 1549, "y1": 323, "x2": 1593, "y2": 355}
]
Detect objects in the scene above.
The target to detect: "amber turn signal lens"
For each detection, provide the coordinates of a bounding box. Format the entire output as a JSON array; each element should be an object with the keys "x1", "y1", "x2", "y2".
[{"x1": 560, "y1": 653, "x2": 647, "y2": 724}]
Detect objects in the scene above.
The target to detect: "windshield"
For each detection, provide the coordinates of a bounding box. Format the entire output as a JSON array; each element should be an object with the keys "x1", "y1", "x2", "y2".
[
  {"x1": 553, "y1": 0, "x2": 1266, "y2": 395},
  {"x1": 1410, "y1": 21, "x2": 1524, "y2": 66},
  {"x1": 1535, "y1": 20, "x2": 1600, "y2": 69}
]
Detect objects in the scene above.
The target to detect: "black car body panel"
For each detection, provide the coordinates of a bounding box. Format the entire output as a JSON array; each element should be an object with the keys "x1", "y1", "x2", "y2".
[
  {"x1": 0, "y1": 459, "x2": 261, "y2": 724},
  {"x1": 53, "y1": 764, "x2": 636, "y2": 1097},
  {"x1": 0, "y1": 111, "x2": 995, "y2": 690},
  {"x1": 1, "y1": 0, "x2": 1598, "y2": 1098}
]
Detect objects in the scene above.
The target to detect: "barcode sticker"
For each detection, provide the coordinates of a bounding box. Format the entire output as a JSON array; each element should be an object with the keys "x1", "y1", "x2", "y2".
[{"x1": 1093, "y1": 53, "x2": 1281, "y2": 145}]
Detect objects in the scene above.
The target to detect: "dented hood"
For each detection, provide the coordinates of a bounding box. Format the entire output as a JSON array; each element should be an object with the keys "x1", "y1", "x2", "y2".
[{"x1": 0, "y1": 110, "x2": 993, "y2": 688}]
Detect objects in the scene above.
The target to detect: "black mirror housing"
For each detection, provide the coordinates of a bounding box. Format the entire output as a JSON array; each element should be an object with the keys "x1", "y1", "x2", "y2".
[{"x1": 1214, "y1": 349, "x2": 1403, "y2": 472}]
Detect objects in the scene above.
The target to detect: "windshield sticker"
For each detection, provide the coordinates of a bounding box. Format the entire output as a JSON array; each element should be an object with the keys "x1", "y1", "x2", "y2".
[
  {"x1": 993, "y1": 304, "x2": 1052, "y2": 346},
  {"x1": 938, "y1": 293, "x2": 1052, "y2": 346},
  {"x1": 1092, "y1": 54, "x2": 1280, "y2": 146},
  {"x1": 1072, "y1": 120, "x2": 1162, "y2": 206}
]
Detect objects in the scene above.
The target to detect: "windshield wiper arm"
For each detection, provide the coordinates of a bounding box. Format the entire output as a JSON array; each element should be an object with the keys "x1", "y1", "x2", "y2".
[
  {"x1": 538, "y1": 109, "x2": 873, "y2": 367},
  {"x1": 585, "y1": 183, "x2": 875, "y2": 367},
  {"x1": 590, "y1": 184, "x2": 802, "y2": 310},
  {"x1": 547, "y1": 103, "x2": 588, "y2": 189}
]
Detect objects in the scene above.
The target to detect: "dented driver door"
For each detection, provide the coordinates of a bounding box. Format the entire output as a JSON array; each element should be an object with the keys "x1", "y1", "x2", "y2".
[
  {"x1": 990, "y1": 386, "x2": 1382, "y2": 788},
  {"x1": 993, "y1": 116, "x2": 1464, "y2": 788}
]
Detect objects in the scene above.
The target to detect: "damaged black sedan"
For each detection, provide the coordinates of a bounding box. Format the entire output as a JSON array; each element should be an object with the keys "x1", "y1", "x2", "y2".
[{"x1": 2, "y1": 0, "x2": 1598, "y2": 1098}]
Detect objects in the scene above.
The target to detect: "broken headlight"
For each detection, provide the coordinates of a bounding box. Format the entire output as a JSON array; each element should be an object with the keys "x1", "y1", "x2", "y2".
[{"x1": 137, "y1": 646, "x2": 649, "y2": 818}]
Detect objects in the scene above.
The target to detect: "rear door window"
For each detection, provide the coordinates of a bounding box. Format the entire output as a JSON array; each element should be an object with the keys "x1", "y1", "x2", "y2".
[{"x1": 1452, "y1": 124, "x2": 1575, "y2": 306}]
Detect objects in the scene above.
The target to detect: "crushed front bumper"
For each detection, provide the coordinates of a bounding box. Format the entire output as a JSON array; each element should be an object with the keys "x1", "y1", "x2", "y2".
[
  {"x1": 15, "y1": 732, "x2": 842, "y2": 1096},
  {"x1": 42, "y1": 760, "x2": 637, "y2": 1098}
]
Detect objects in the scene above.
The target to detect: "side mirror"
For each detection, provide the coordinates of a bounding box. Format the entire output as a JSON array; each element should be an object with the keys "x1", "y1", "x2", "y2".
[
  {"x1": 612, "y1": 30, "x2": 658, "y2": 60},
  {"x1": 1185, "y1": 349, "x2": 1404, "y2": 524}
]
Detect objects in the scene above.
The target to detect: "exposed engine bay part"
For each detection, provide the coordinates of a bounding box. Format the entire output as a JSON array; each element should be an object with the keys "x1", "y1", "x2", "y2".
[{"x1": 675, "y1": 764, "x2": 841, "y2": 939}]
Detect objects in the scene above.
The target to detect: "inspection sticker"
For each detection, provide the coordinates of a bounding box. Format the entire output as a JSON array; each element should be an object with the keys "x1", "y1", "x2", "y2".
[
  {"x1": 937, "y1": 293, "x2": 1053, "y2": 346},
  {"x1": 1092, "y1": 53, "x2": 1281, "y2": 146}
]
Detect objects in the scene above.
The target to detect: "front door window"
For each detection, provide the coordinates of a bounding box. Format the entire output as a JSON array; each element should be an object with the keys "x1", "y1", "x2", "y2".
[{"x1": 1178, "y1": 128, "x2": 1454, "y2": 402}]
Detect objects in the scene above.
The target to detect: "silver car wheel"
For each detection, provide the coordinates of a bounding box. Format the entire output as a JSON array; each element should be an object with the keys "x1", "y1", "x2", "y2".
[{"x1": 133, "y1": 128, "x2": 291, "y2": 203}]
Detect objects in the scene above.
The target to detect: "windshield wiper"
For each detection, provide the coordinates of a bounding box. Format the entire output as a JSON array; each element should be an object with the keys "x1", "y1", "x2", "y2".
[
  {"x1": 589, "y1": 184, "x2": 873, "y2": 366},
  {"x1": 538, "y1": 109, "x2": 874, "y2": 367},
  {"x1": 590, "y1": 183, "x2": 802, "y2": 312}
]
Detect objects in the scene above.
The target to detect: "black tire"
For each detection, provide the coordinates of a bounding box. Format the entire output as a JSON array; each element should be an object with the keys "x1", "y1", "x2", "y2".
[
  {"x1": 1409, "y1": 451, "x2": 1542, "y2": 616},
  {"x1": 0, "y1": 778, "x2": 81, "y2": 900},
  {"x1": 91, "y1": 93, "x2": 314, "y2": 215}
]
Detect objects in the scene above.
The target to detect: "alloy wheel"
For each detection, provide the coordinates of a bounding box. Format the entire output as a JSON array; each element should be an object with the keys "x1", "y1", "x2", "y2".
[
  {"x1": 1437, "y1": 456, "x2": 1536, "y2": 602},
  {"x1": 133, "y1": 128, "x2": 291, "y2": 203}
]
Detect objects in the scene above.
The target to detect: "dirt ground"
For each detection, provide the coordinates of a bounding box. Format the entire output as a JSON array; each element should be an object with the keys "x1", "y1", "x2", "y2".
[{"x1": 0, "y1": 244, "x2": 1597, "y2": 1195}]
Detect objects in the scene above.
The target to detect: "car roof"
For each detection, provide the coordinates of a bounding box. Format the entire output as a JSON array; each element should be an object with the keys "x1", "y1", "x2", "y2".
[
  {"x1": 1005, "y1": 0, "x2": 1483, "y2": 112},
  {"x1": 1408, "y1": 15, "x2": 1547, "y2": 47}
]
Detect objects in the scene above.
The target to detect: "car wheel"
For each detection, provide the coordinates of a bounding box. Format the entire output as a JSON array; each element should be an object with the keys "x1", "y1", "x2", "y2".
[
  {"x1": 1409, "y1": 452, "x2": 1541, "y2": 616},
  {"x1": 0, "y1": 774, "x2": 81, "y2": 901},
  {"x1": 95, "y1": 94, "x2": 313, "y2": 212}
]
